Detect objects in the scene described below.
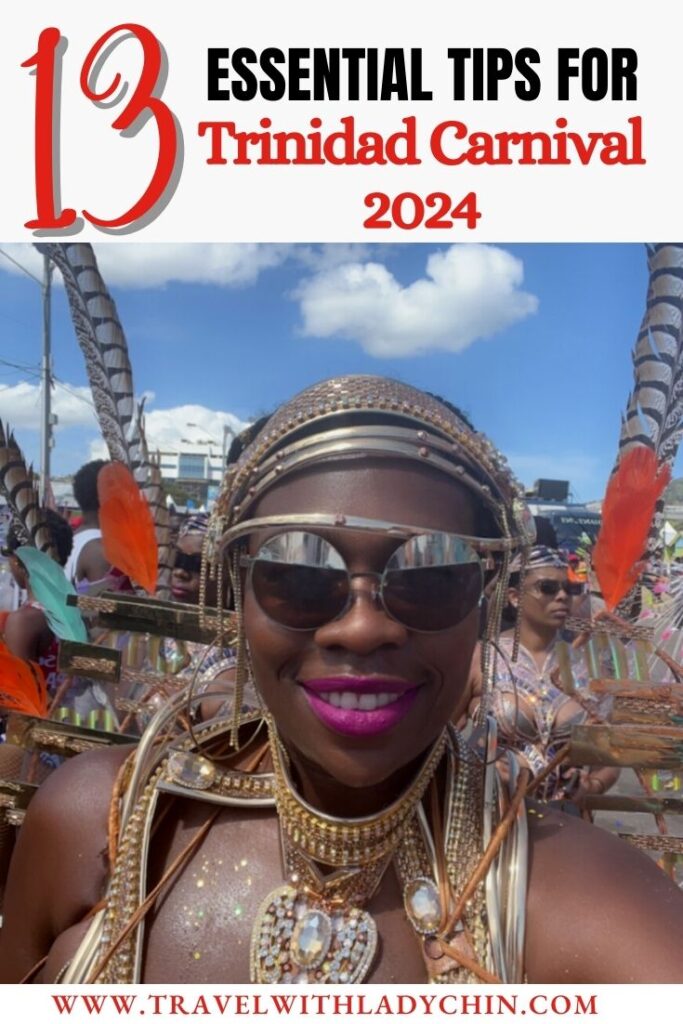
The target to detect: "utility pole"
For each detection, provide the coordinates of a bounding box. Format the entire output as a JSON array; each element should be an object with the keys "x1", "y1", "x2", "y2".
[{"x1": 39, "y1": 253, "x2": 53, "y2": 504}]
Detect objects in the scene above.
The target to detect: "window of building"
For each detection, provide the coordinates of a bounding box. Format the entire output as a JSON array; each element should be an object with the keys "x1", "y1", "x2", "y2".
[{"x1": 178, "y1": 453, "x2": 207, "y2": 480}]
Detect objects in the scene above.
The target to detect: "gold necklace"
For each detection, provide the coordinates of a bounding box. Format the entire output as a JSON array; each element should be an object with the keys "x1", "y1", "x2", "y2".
[{"x1": 250, "y1": 724, "x2": 451, "y2": 984}]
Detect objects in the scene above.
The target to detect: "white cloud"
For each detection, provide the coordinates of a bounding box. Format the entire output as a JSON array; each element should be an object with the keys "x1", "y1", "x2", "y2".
[
  {"x1": 1, "y1": 379, "x2": 249, "y2": 471},
  {"x1": 0, "y1": 243, "x2": 371, "y2": 290},
  {"x1": 143, "y1": 405, "x2": 248, "y2": 451},
  {"x1": 94, "y1": 244, "x2": 292, "y2": 288},
  {"x1": 0, "y1": 380, "x2": 97, "y2": 431},
  {"x1": 295, "y1": 244, "x2": 538, "y2": 358},
  {"x1": 89, "y1": 404, "x2": 249, "y2": 460}
]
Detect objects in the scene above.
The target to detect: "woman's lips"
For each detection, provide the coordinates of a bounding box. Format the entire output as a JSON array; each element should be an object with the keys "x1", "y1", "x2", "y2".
[{"x1": 298, "y1": 676, "x2": 421, "y2": 737}]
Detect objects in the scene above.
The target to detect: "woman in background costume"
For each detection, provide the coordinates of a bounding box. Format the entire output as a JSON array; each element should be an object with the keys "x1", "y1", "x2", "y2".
[{"x1": 470, "y1": 545, "x2": 619, "y2": 804}]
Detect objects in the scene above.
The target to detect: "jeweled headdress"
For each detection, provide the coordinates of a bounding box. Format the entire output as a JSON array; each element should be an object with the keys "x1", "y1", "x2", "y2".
[{"x1": 209, "y1": 375, "x2": 534, "y2": 551}]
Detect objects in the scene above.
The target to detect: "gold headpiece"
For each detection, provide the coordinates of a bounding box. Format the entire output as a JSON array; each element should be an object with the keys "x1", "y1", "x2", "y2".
[{"x1": 208, "y1": 375, "x2": 535, "y2": 557}]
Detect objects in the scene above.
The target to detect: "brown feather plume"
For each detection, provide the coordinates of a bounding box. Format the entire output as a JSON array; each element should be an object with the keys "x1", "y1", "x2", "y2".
[
  {"x1": 0, "y1": 422, "x2": 58, "y2": 560},
  {"x1": 97, "y1": 462, "x2": 158, "y2": 595}
]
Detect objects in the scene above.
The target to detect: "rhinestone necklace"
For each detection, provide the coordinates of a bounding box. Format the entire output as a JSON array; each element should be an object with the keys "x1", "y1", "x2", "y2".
[{"x1": 251, "y1": 724, "x2": 484, "y2": 984}]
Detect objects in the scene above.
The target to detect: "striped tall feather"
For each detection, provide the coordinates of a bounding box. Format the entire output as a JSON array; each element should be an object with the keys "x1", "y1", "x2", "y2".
[
  {"x1": 0, "y1": 422, "x2": 58, "y2": 561},
  {"x1": 36, "y1": 243, "x2": 171, "y2": 596},
  {"x1": 593, "y1": 244, "x2": 683, "y2": 622},
  {"x1": 618, "y1": 244, "x2": 683, "y2": 470},
  {"x1": 618, "y1": 244, "x2": 683, "y2": 562},
  {"x1": 34, "y1": 243, "x2": 147, "y2": 479}
]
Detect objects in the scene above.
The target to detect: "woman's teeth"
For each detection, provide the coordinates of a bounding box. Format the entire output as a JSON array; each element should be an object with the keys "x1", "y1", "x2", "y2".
[{"x1": 316, "y1": 691, "x2": 402, "y2": 710}]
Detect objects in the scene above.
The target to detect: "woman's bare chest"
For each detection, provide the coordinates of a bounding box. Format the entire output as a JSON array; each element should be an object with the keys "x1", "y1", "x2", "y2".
[{"x1": 140, "y1": 808, "x2": 428, "y2": 984}]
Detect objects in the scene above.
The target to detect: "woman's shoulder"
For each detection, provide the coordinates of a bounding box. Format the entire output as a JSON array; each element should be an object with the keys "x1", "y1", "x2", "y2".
[
  {"x1": 524, "y1": 803, "x2": 683, "y2": 982},
  {"x1": 4, "y1": 602, "x2": 47, "y2": 634},
  {"x1": 0, "y1": 744, "x2": 134, "y2": 981},
  {"x1": 15, "y1": 744, "x2": 132, "y2": 879},
  {"x1": 3, "y1": 603, "x2": 52, "y2": 660}
]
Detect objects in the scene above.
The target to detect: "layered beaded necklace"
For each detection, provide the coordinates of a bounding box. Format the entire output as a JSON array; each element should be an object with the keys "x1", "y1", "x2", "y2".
[{"x1": 251, "y1": 722, "x2": 488, "y2": 984}]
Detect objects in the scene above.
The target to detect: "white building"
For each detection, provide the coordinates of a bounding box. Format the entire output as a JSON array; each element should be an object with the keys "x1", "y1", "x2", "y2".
[{"x1": 158, "y1": 440, "x2": 226, "y2": 506}]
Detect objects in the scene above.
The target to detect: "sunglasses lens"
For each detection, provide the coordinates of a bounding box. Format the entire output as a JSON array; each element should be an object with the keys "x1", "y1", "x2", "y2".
[
  {"x1": 250, "y1": 532, "x2": 348, "y2": 630},
  {"x1": 383, "y1": 535, "x2": 483, "y2": 631},
  {"x1": 537, "y1": 579, "x2": 581, "y2": 597},
  {"x1": 174, "y1": 552, "x2": 202, "y2": 574}
]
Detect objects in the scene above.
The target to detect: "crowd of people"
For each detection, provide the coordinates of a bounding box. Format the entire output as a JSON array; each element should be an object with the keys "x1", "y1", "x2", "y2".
[{"x1": 0, "y1": 375, "x2": 682, "y2": 985}]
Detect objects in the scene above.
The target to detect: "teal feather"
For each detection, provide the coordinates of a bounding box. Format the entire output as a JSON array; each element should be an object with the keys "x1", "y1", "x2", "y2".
[{"x1": 15, "y1": 547, "x2": 88, "y2": 643}]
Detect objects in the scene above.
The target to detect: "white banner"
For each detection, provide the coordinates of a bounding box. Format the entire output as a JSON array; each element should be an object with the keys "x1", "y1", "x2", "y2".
[
  {"x1": 0, "y1": 984, "x2": 676, "y2": 1023},
  {"x1": 0, "y1": 0, "x2": 681, "y2": 240}
]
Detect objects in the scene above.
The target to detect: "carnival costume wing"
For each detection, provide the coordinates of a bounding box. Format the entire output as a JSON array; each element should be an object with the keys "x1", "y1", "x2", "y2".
[
  {"x1": 0, "y1": 421, "x2": 58, "y2": 559},
  {"x1": 35, "y1": 243, "x2": 172, "y2": 596},
  {"x1": 0, "y1": 641, "x2": 47, "y2": 717},
  {"x1": 14, "y1": 547, "x2": 88, "y2": 644},
  {"x1": 593, "y1": 245, "x2": 683, "y2": 611},
  {"x1": 97, "y1": 462, "x2": 158, "y2": 595}
]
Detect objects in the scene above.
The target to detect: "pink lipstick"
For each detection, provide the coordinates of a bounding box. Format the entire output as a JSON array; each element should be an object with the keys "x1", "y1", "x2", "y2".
[{"x1": 298, "y1": 676, "x2": 420, "y2": 737}]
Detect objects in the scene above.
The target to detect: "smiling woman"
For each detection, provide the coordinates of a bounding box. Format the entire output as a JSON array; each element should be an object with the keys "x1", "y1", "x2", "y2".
[{"x1": 1, "y1": 374, "x2": 683, "y2": 986}]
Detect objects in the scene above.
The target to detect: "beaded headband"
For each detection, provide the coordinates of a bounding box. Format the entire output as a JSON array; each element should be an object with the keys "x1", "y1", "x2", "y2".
[
  {"x1": 179, "y1": 512, "x2": 209, "y2": 539},
  {"x1": 510, "y1": 545, "x2": 569, "y2": 574},
  {"x1": 209, "y1": 375, "x2": 535, "y2": 556}
]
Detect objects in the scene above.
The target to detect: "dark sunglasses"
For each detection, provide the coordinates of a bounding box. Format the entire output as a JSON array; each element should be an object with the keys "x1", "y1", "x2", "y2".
[
  {"x1": 533, "y1": 578, "x2": 584, "y2": 598},
  {"x1": 241, "y1": 529, "x2": 484, "y2": 633},
  {"x1": 173, "y1": 551, "x2": 203, "y2": 575}
]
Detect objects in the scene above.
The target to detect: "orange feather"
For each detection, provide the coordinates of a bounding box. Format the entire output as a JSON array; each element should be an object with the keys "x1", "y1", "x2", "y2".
[
  {"x1": 98, "y1": 462, "x2": 158, "y2": 594},
  {"x1": 0, "y1": 641, "x2": 47, "y2": 717},
  {"x1": 592, "y1": 446, "x2": 670, "y2": 610}
]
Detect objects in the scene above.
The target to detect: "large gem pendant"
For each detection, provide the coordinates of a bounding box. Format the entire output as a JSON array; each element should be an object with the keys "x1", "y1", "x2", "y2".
[
  {"x1": 403, "y1": 877, "x2": 443, "y2": 935},
  {"x1": 250, "y1": 886, "x2": 377, "y2": 984}
]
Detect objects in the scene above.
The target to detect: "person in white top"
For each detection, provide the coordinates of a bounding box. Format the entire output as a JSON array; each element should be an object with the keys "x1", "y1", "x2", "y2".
[{"x1": 63, "y1": 460, "x2": 112, "y2": 585}]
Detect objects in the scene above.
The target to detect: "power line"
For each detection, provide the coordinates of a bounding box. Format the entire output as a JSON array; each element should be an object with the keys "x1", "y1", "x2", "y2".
[
  {"x1": 0, "y1": 247, "x2": 42, "y2": 286},
  {"x1": 52, "y1": 375, "x2": 97, "y2": 411},
  {"x1": 0, "y1": 357, "x2": 41, "y2": 376}
]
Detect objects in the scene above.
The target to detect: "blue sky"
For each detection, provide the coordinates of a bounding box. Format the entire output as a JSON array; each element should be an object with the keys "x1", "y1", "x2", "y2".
[{"x1": 0, "y1": 242, "x2": 662, "y2": 502}]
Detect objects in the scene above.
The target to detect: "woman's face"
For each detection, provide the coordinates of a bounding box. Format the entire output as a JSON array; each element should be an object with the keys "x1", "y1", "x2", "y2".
[
  {"x1": 171, "y1": 533, "x2": 203, "y2": 604},
  {"x1": 242, "y1": 459, "x2": 482, "y2": 790},
  {"x1": 513, "y1": 566, "x2": 571, "y2": 632}
]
